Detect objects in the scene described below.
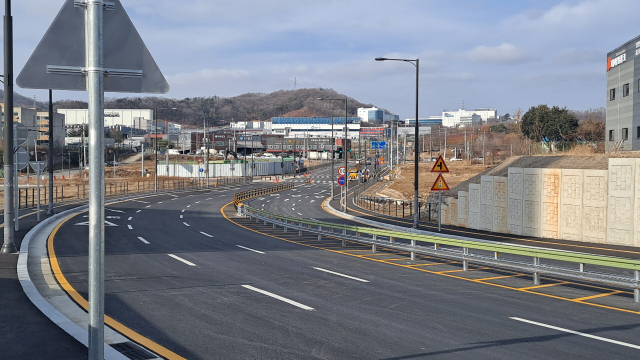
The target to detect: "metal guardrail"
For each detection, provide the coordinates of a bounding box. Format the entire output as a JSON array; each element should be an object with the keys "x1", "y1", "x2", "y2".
[
  {"x1": 233, "y1": 182, "x2": 295, "y2": 208},
  {"x1": 239, "y1": 204, "x2": 640, "y2": 303}
]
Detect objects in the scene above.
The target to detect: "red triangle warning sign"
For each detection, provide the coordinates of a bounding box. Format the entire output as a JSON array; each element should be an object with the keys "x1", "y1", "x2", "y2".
[
  {"x1": 430, "y1": 155, "x2": 449, "y2": 173},
  {"x1": 431, "y1": 174, "x2": 450, "y2": 191}
]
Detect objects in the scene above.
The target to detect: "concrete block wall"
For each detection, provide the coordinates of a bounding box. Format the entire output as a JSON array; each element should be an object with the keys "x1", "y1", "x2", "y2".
[
  {"x1": 458, "y1": 191, "x2": 469, "y2": 228},
  {"x1": 480, "y1": 176, "x2": 494, "y2": 231},
  {"x1": 507, "y1": 168, "x2": 524, "y2": 235},
  {"x1": 442, "y1": 159, "x2": 640, "y2": 247},
  {"x1": 468, "y1": 184, "x2": 481, "y2": 230},
  {"x1": 493, "y1": 176, "x2": 508, "y2": 233},
  {"x1": 583, "y1": 170, "x2": 608, "y2": 244},
  {"x1": 607, "y1": 158, "x2": 635, "y2": 246}
]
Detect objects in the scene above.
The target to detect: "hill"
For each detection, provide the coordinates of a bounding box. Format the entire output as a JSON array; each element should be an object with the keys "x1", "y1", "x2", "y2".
[{"x1": 51, "y1": 88, "x2": 374, "y2": 127}]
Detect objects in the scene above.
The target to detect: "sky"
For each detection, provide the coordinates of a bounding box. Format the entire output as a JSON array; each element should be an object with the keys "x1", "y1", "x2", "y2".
[{"x1": 6, "y1": 0, "x2": 640, "y2": 120}]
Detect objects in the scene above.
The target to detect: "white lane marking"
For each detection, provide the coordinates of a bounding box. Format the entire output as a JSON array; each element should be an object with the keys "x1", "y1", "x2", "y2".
[
  {"x1": 168, "y1": 254, "x2": 197, "y2": 266},
  {"x1": 195, "y1": 201, "x2": 201, "y2": 204},
  {"x1": 180, "y1": 215, "x2": 184, "y2": 219},
  {"x1": 241, "y1": 285, "x2": 314, "y2": 311},
  {"x1": 181, "y1": 209, "x2": 186, "y2": 213},
  {"x1": 188, "y1": 195, "x2": 195, "y2": 197},
  {"x1": 236, "y1": 245, "x2": 265, "y2": 254},
  {"x1": 183, "y1": 222, "x2": 190, "y2": 227},
  {"x1": 220, "y1": 195, "x2": 226, "y2": 197},
  {"x1": 127, "y1": 225, "x2": 133, "y2": 230},
  {"x1": 158, "y1": 201, "x2": 163, "y2": 204},
  {"x1": 292, "y1": 208, "x2": 295, "y2": 211},
  {"x1": 132, "y1": 200, "x2": 149, "y2": 204},
  {"x1": 510, "y1": 317, "x2": 640, "y2": 350},
  {"x1": 284, "y1": 199, "x2": 290, "y2": 202},
  {"x1": 171, "y1": 198, "x2": 177, "y2": 201},
  {"x1": 297, "y1": 212, "x2": 303, "y2": 216},
  {"x1": 136, "y1": 210, "x2": 142, "y2": 213},
  {"x1": 200, "y1": 231, "x2": 214, "y2": 238},
  {"x1": 127, "y1": 217, "x2": 132, "y2": 221},
  {"x1": 186, "y1": 205, "x2": 191, "y2": 208},
  {"x1": 106, "y1": 208, "x2": 125, "y2": 213},
  {"x1": 207, "y1": 198, "x2": 212, "y2": 200},
  {"x1": 170, "y1": 195, "x2": 179, "y2": 197},
  {"x1": 310, "y1": 200, "x2": 315, "y2": 203},
  {"x1": 312, "y1": 267, "x2": 370, "y2": 282},
  {"x1": 145, "y1": 205, "x2": 151, "y2": 208},
  {"x1": 137, "y1": 237, "x2": 150, "y2": 244},
  {"x1": 261, "y1": 204, "x2": 265, "y2": 208}
]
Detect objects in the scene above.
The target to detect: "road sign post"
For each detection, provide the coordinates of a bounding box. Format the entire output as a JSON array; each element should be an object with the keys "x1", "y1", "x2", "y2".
[
  {"x1": 17, "y1": 1, "x2": 169, "y2": 358},
  {"x1": 29, "y1": 162, "x2": 46, "y2": 221},
  {"x1": 337, "y1": 176, "x2": 346, "y2": 186},
  {"x1": 430, "y1": 155, "x2": 450, "y2": 233}
]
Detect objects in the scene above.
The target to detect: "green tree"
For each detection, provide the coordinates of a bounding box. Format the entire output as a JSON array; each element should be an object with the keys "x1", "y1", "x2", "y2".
[{"x1": 521, "y1": 105, "x2": 578, "y2": 142}]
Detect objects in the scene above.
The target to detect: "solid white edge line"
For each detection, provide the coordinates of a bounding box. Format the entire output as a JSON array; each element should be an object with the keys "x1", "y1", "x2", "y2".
[
  {"x1": 183, "y1": 222, "x2": 190, "y2": 227},
  {"x1": 127, "y1": 225, "x2": 133, "y2": 230},
  {"x1": 510, "y1": 317, "x2": 640, "y2": 350},
  {"x1": 312, "y1": 267, "x2": 370, "y2": 282},
  {"x1": 199, "y1": 231, "x2": 214, "y2": 238},
  {"x1": 127, "y1": 217, "x2": 132, "y2": 221},
  {"x1": 105, "y1": 208, "x2": 125, "y2": 213},
  {"x1": 168, "y1": 254, "x2": 196, "y2": 267},
  {"x1": 137, "y1": 237, "x2": 150, "y2": 244},
  {"x1": 136, "y1": 210, "x2": 142, "y2": 213},
  {"x1": 241, "y1": 285, "x2": 314, "y2": 311},
  {"x1": 236, "y1": 245, "x2": 265, "y2": 254}
]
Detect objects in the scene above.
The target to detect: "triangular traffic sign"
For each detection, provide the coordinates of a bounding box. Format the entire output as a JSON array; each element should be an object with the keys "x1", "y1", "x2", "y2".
[
  {"x1": 430, "y1": 174, "x2": 450, "y2": 191},
  {"x1": 17, "y1": 0, "x2": 169, "y2": 93},
  {"x1": 430, "y1": 155, "x2": 449, "y2": 173}
]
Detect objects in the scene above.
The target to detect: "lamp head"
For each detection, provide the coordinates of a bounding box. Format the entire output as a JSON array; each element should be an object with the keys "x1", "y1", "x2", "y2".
[{"x1": 375, "y1": 57, "x2": 387, "y2": 61}]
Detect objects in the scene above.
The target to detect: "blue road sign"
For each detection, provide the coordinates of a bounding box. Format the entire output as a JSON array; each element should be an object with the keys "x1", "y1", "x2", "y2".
[
  {"x1": 199, "y1": 168, "x2": 204, "y2": 173},
  {"x1": 371, "y1": 141, "x2": 387, "y2": 149},
  {"x1": 337, "y1": 176, "x2": 346, "y2": 186}
]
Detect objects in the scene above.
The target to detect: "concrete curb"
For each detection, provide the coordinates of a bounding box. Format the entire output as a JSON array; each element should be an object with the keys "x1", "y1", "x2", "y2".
[{"x1": 17, "y1": 205, "x2": 129, "y2": 360}]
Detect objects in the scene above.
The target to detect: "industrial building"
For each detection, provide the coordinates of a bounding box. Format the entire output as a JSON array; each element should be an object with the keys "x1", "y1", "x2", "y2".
[
  {"x1": 57, "y1": 108, "x2": 182, "y2": 134},
  {"x1": 441, "y1": 108, "x2": 497, "y2": 127},
  {"x1": 358, "y1": 107, "x2": 399, "y2": 124},
  {"x1": 606, "y1": 35, "x2": 640, "y2": 151},
  {"x1": 270, "y1": 117, "x2": 361, "y2": 139},
  {"x1": 404, "y1": 117, "x2": 442, "y2": 126}
]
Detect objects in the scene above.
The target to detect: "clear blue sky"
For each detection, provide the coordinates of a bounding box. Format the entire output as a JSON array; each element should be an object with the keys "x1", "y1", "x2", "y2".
[{"x1": 8, "y1": 0, "x2": 640, "y2": 120}]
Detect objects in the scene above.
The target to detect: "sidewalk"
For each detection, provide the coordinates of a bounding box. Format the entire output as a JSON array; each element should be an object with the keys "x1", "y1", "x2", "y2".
[{"x1": 1, "y1": 209, "x2": 88, "y2": 360}]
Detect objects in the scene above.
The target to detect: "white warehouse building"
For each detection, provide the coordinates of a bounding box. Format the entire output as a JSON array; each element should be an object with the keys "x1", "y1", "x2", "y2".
[
  {"x1": 57, "y1": 108, "x2": 153, "y2": 130},
  {"x1": 441, "y1": 108, "x2": 497, "y2": 127}
]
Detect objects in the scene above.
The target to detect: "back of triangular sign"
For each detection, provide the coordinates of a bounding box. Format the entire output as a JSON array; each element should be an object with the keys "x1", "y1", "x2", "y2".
[{"x1": 17, "y1": 0, "x2": 169, "y2": 94}]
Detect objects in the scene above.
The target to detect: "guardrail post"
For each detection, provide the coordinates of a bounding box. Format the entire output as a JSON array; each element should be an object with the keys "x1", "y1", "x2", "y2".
[
  {"x1": 318, "y1": 234, "x2": 321, "y2": 241},
  {"x1": 494, "y1": 252, "x2": 500, "y2": 260},
  {"x1": 635, "y1": 270, "x2": 640, "y2": 303},
  {"x1": 372, "y1": 243, "x2": 376, "y2": 253},
  {"x1": 579, "y1": 263, "x2": 585, "y2": 272},
  {"x1": 411, "y1": 239, "x2": 416, "y2": 260},
  {"x1": 533, "y1": 257, "x2": 541, "y2": 285},
  {"x1": 372, "y1": 234, "x2": 377, "y2": 242},
  {"x1": 463, "y1": 248, "x2": 469, "y2": 271},
  {"x1": 434, "y1": 243, "x2": 439, "y2": 250},
  {"x1": 299, "y1": 229, "x2": 302, "y2": 236},
  {"x1": 273, "y1": 223, "x2": 276, "y2": 229}
]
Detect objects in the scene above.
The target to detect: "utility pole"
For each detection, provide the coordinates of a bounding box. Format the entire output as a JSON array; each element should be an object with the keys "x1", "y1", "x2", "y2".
[
  {"x1": 47, "y1": 89, "x2": 55, "y2": 215},
  {"x1": 2, "y1": 0, "x2": 16, "y2": 254},
  {"x1": 482, "y1": 129, "x2": 486, "y2": 165}
]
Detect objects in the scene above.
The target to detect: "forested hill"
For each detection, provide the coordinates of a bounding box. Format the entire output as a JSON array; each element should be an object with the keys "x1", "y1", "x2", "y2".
[{"x1": 52, "y1": 88, "x2": 374, "y2": 127}]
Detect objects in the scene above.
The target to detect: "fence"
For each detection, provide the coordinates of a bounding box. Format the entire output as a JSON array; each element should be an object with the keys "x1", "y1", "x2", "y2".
[
  {"x1": 0, "y1": 176, "x2": 251, "y2": 213},
  {"x1": 233, "y1": 182, "x2": 295, "y2": 208}
]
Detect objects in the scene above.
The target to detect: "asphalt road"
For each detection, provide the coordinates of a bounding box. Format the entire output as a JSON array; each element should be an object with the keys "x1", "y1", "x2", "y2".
[{"x1": 51, "y1": 167, "x2": 640, "y2": 359}]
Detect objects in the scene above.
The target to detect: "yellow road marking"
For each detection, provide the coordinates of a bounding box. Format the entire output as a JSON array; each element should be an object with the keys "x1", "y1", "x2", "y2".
[
  {"x1": 519, "y1": 282, "x2": 569, "y2": 290},
  {"x1": 572, "y1": 291, "x2": 623, "y2": 302},
  {"x1": 474, "y1": 274, "x2": 526, "y2": 281},
  {"x1": 228, "y1": 203, "x2": 640, "y2": 315},
  {"x1": 48, "y1": 212, "x2": 187, "y2": 359},
  {"x1": 435, "y1": 267, "x2": 490, "y2": 274},
  {"x1": 405, "y1": 263, "x2": 447, "y2": 267}
]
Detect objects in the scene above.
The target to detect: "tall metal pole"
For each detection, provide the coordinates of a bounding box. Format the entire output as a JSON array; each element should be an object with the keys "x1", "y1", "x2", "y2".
[
  {"x1": 204, "y1": 118, "x2": 209, "y2": 187},
  {"x1": 2, "y1": 0, "x2": 16, "y2": 254},
  {"x1": 413, "y1": 59, "x2": 419, "y2": 229},
  {"x1": 86, "y1": 2, "x2": 105, "y2": 359},
  {"x1": 154, "y1": 107, "x2": 158, "y2": 192},
  {"x1": 343, "y1": 98, "x2": 348, "y2": 213},
  {"x1": 331, "y1": 116, "x2": 334, "y2": 198},
  {"x1": 47, "y1": 89, "x2": 54, "y2": 215}
]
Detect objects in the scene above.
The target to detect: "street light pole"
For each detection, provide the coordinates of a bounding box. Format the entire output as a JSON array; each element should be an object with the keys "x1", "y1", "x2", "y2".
[
  {"x1": 376, "y1": 57, "x2": 420, "y2": 228},
  {"x1": 154, "y1": 107, "x2": 176, "y2": 193},
  {"x1": 318, "y1": 98, "x2": 349, "y2": 213}
]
